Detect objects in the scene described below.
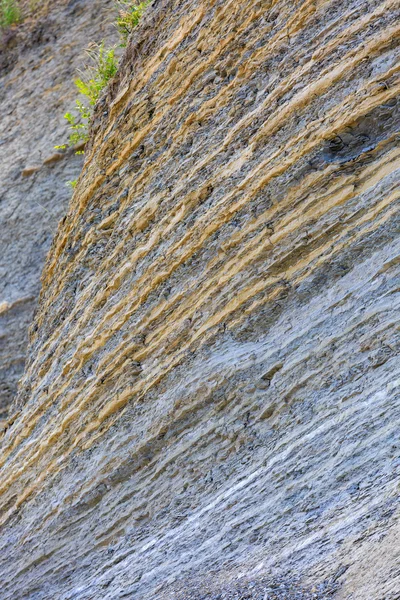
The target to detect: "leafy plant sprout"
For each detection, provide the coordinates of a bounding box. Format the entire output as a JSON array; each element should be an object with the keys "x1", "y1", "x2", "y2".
[
  {"x1": 56, "y1": 1, "x2": 151, "y2": 160},
  {"x1": 55, "y1": 43, "x2": 118, "y2": 151}
]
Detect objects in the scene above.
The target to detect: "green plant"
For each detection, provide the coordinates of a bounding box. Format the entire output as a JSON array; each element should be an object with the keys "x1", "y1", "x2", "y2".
[
  {"x1": 56, "y1": 43, "x2": 118, "y2": 151},
  {"x1": 66, "y1": 179, "x2": 78, "y2": 189},
  {"x1": 60, "y1": 102, "x2": 91, "y2": 147},
  {"x1": 56, "y1": 1, "x2": 150, "y2": 159},
  {"x1": 0, "y1": 0, "x2": 21, "y2": 28},
  {"x1": 75, "y1": 43, "x2": 118, "y2": 106},
  {"x1": 116, "y1": 0, "x2": 150, "y2": 46}
]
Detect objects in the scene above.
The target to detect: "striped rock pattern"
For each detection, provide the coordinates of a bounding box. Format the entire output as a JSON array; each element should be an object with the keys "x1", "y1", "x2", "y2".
[{"x1": 1, "y1": 0, "x2": 399, "y2": 598}]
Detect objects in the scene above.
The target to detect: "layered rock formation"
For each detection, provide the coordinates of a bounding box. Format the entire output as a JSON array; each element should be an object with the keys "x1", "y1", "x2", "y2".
[
  {"x1": 1, "y1": 0, "x2": 399, "y2": 598},
  {"x1": 0, "y1": 0, "x2": 117, "y2": 419}
]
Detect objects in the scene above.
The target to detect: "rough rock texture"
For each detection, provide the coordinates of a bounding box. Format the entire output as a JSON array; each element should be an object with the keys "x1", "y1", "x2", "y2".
[
  {"x1": 0, "y1": 0, "x2": 117, "y2": 420},
  {"x1": 1, "y1": 0, "x2": 400, "y2": 598}
]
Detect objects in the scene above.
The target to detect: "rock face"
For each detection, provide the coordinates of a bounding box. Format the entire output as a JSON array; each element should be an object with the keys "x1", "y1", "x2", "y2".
[
  {"x1": 0, "y1": 0, "x2": 117, "y2": 419},
  {"x1": 1, "y1": 0, "x2": 399, "y2": 598}
]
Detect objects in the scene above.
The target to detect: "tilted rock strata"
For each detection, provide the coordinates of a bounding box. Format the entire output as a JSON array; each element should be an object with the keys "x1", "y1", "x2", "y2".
[
  {"x1": 1, "y1": 0, "x2": 400, "y2": 598},
  {"x1": 0, "y1": 0, "x2": 117, "y2": 419}
]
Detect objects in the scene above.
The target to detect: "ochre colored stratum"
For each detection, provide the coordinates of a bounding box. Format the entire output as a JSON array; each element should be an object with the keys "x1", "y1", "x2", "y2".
[{"x1": 0, "y1": 0, "x2": 399, "y2": 598}]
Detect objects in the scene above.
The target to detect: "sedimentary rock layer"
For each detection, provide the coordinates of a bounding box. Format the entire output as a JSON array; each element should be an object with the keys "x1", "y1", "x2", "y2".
[
  {"x1": 0, "y1": 0, "x2": 117, "y2": 419},
  {"x1": 1, "y1": 0, "x2": 399, "y2": 598}
]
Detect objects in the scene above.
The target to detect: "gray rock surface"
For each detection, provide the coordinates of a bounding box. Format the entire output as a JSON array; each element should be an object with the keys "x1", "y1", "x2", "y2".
[
  {"x1": 0, "y1": 0, "x2": 117, "y2": 419},
  {"x1": 0, "y1": 0, "x2": 399, "y2": 599}
]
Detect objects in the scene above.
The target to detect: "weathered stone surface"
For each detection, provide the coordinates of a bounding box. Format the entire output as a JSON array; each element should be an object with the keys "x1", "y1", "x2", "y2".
[
  {"x1": 0, "y1": 0, "x2": 117, "y2": 419},
  {"x1": 1, "y1": 0, "x2": 399, "y2": 598}
]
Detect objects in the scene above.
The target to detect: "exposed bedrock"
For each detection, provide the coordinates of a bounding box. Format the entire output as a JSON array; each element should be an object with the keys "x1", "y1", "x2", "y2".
[
  {"x1": 1, "y1": 0, "x2": 399, "y2": 598},
  {"x1": 0, "y1": 0, "x2": 117, "y2": 419}
]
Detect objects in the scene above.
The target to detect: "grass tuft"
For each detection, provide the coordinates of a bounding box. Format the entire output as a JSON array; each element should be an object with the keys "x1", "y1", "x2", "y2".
[{"x1": 0, "y1": 0, "x2": 21, "y2": 29}]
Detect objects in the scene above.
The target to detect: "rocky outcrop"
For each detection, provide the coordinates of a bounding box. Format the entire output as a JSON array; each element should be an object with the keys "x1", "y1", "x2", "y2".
[
  {"x1": 1, "y1": 0, "x2": 399, "y2": 598},
  {"x1": 0, "y1": 0, "x2": 117, "y2": 419}
]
